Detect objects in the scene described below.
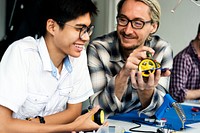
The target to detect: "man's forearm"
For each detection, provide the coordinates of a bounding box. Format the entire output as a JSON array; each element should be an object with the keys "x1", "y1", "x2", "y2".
[
  {"x1": 37, "y1": 103, "x2": 82, "y2": 124},
  {"x1": 115, "y1": 70, "x2": 129, "y2": 101},
  {"x1": 137, "y1": 89, "x2": 154, "y2": 109},
  {"x1": 185, "y1": 89, "x2": 200, "y2": 100}
]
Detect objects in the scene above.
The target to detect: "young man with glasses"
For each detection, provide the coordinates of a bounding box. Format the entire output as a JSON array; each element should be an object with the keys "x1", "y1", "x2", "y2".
[
  {"x1": 87, "y1": 0, "x2": 173, "y2": 117},
  {"x1": 0, "y1": 0, "x2": 102, "y2": 132}
]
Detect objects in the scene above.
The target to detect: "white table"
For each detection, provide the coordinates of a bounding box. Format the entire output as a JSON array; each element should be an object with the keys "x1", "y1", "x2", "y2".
[
  {"x1": 106, "y1": 118, "x2": 200, "y2": 133},
  {"x1": 101, "y1": 101, "x2": 200, "y2": 133}
]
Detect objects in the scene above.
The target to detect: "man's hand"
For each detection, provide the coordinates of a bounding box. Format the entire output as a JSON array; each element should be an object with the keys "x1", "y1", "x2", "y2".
[
  {"x1": 131, "y1": 68, "x2": 170, "y2": 108},
  {"x1": 115, "y1": 46, "x2": 155, "y2": 100},
  {"x1": 70, "y1": 106, "x2": 108, "y2": 132}
]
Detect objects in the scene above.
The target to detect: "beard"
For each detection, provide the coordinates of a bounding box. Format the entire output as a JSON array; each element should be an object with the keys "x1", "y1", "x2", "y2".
[
  {"x1": 119, "y1": 40, "x2": 143, "y2": 59},
  {"x1": 122, "y1": 43, "x2": 142, "y2": 51},
  {"x1": 119, "y1": 30, "x2": 144, "y2": 51}
]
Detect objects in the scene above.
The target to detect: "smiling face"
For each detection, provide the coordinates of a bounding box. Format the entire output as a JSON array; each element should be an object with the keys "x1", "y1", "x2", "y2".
[
  {"x1": 117, "y1": 0, "x2": 158, "y2": 51},
  {"x1": 45, "y1": 13, "x2": 92, "y2": 59}
]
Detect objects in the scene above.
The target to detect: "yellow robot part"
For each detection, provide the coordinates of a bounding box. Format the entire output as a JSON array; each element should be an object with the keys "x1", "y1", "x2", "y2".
[
  {"x1": 138, "y1": 58, "x2": 157, "y2": 77},
  {"x1": 91, "y1": 109, "x2": 104, "y2": 125}
]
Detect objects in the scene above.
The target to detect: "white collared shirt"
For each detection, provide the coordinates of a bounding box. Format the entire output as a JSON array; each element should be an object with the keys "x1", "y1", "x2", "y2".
[{"x1": 0, "y1": 36, "x2": 93, "y2": 119}]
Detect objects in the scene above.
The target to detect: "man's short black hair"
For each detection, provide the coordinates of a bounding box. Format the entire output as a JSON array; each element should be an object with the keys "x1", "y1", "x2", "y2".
[
  {"x1": 198, "y1": 23, "x2": 200, "y2": 34},
  {"x1": 117, "y1": 0, "x2": 125, "y2": 16},
  {"x1": 39, "y1": 0, "x2": 98, "y2": 37}
]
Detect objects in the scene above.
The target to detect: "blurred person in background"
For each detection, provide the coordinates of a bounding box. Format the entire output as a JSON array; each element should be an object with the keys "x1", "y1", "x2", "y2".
[{"x1": 170, "y1": 23, "x2": 200, "y2": 102}]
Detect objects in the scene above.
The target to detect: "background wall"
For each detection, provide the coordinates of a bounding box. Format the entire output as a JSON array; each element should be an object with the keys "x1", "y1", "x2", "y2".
[
  {"x1": 157, "y1": 0, "x2": 200, "y2": 55},
  {"x1": 93, "y1": 0, "x2": 200, "y2": 56},
  {"x1": 0, "y1": 0, "x2": 200, "y2": 55},
  {"x1": 0, "y1": 0, "x2": 6, "y2": 40},
  {"x1": 92, "y1": 0, "x2": 119, "y2": 38}
]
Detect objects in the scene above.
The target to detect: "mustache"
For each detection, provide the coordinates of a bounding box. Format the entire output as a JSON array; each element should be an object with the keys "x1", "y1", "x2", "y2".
[{"x1": 120, "y1": 31, "x2": 136, "y2": 39}]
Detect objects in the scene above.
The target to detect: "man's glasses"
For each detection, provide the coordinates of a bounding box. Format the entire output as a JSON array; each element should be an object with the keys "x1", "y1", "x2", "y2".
[
  {"x1": 116, "y1": 15, "x2": 152, "y2": 29},
  {"x1": 58, "y1": 22, "x2": 94, "y2": 40}
]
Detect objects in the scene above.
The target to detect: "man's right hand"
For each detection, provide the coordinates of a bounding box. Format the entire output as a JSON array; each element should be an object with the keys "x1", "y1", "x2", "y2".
[{"x1": 70, "y1": 106, "x2": 108, "y2": 132}]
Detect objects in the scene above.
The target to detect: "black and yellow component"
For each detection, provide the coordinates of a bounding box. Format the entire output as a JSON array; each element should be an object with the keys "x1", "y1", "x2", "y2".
[
  {"x1": 91, "y1": 109, "x2": 105, "y2": 125},
  {"x1": 82, "y1": 108, "x2": 105, "y2": 125},
  {"x1": 156, "y1": 62, "x2": 161, "y2": 69},
  {"x1": 138, "y1": 51, "x2": 162, "y2": 77},
  {"x1": 138, "y1": 58, "x2": 157, "y2": 77}
]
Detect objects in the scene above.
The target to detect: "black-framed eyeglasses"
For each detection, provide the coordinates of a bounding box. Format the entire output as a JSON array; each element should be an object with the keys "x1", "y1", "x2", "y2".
[
  {"x1": 116, "y1": 15, "x2": 152, "y2": 29},
  {"x1": 58, "y1": 22, "x2": 94, "y2": 40}
]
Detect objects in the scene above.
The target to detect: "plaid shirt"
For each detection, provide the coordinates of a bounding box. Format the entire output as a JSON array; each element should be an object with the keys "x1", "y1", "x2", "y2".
[
  {"x1": 169, "y1": 41, "x2": 200, "y2": 102},
  {"x1": 87, "y1": 31, "x2": 173, "y2": 117}
]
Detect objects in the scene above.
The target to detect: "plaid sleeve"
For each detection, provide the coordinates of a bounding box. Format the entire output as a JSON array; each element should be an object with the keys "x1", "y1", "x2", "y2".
[
  {"x1": 87, "y1": 41, "x2": 120, "y2": 115},
  {"x1": 169, "y1": 53, "x2": 190, "y2": 102}
]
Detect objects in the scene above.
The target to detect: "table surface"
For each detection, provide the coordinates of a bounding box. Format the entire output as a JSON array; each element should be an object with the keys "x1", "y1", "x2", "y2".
[
  {"x1": 85, "y1": 101, "x2": 200, "y2": 133},
  {"x1": 106, "y1": 119, "x2": 200, "y2": 133},
  {"x1": 103, "y1": 101, "x2": 200, "y2": 133}
]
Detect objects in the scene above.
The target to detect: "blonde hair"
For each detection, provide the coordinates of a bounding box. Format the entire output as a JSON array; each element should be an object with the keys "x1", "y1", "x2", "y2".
[
  {"x1": 117, "y1": 0, "x2": 161, "y2": 41},
  {"x1": 137, "y1": 0, "x2": 161, "y2": 40},
  {"x1": 117, "y1": 0, "x2": 161, "y2": 26}
]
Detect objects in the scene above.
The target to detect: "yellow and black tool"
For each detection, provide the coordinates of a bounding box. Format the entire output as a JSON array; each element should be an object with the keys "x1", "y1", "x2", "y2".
[
  {"x1": 82, "y1": 106, "x2": 105, "y2": 125},
  {"x1": 91, "y1": 108, "x2": 105, "y2": 125},
  {"x1": 138, "y1": 51, "x2": 161, "y2": 77}
]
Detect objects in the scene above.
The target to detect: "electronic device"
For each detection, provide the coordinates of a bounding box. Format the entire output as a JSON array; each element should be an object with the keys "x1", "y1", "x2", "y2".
[
  {"x1": 138, "y1": 51, "x2": 169, "y2": 77},
  {"x1": 82, "y1": 106, "x2": 105, "y2": 125},
  {"x1": 155, "y1": 94, "x2": 186, "y2": 130}
]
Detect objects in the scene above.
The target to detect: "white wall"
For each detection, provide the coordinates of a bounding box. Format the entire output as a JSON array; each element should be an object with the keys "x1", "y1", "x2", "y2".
[
  {"x1": 157, "y1": 0, "x2": 200, "y2": 56},
  {"x1": 92, "y1": 0, "x2": 119, "y2": 38},
  {"x1": 0, "y1": 0, "x2": 6, "y2": 40}
]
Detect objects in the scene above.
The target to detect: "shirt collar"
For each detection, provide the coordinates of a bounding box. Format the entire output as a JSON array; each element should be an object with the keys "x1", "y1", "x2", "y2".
[
  {"x1": 37, "y1": 37, "x2": 73, "y2": 78},
  {"x1": 63, "y1": 56, "x2": 72, "y2": 73},
  {"x1": 37, "y1": 37, "x2": 52, "y2": 71},
  {"x1": 191, "y1": 40, "x2": 198, "y2": 52}
]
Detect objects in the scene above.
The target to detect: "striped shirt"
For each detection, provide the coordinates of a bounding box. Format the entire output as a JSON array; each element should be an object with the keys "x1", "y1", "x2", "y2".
[
  {"x1": 169, "y1": 41, "x2": 200, "y2": 102},
  {"x1": 87, "y1": 31, "x2": 173, "y2": 117}
]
